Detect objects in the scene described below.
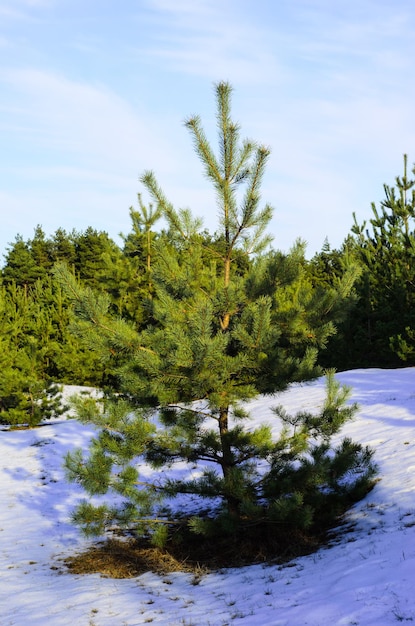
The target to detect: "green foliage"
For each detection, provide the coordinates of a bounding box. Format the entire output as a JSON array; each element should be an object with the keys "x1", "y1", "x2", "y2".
[
  {"x1": 64, "y1": 395, "x2": 161, "y2": 537},
  {"x1": 151, "y1": 523, "x2": 169, "y2": 549},
  {"x1": 0, "y1": 363, "x2": 62, "y2": 428},
  {"x1": 0, "y1": 256, "x2": 115, "y2": 426},
  {"x1": 62, "y1": 370, "x2": 375, "y2": 543},
  {"x1": 262, "y1": 372, "x2": 376, "y2": 530},
  {"x1": 3, "y1": 224, "x2": 127, "y2": 299},
  {"x1": 0, "y1": 283, "x2": 65, "y2": 427},
  {"x1": 307, "y1": 239, "x2": 364, "y2": 370},
  {"x1": 57, "y1": 82, "x2": 375, "y2": 557},
  {"x1": 277, "y1": 369, "x2": 358, "y2": 441},
  {"x1": 328, "y1": 155, "x2": 415, "y2": 368},
  {"x1": 1, "y1": 224, "x2": 129, "y2": 387},
  {"x1": 2, "y1": 235, "x2": 44, "y2": 287}
]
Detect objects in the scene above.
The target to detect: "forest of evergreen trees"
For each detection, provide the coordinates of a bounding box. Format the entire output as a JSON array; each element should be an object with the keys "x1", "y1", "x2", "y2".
[{"x1": 2, "y1": 152, "x2": 415, "y2": 427}]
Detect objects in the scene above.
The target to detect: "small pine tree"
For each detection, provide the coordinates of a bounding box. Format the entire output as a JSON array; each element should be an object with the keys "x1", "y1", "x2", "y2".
[
  {"x1": 342, "y1": 154, "x2": 415, "y2": 367},
  {"x1": 55, "y1": 83, "x2": 376, "y2": 560}
]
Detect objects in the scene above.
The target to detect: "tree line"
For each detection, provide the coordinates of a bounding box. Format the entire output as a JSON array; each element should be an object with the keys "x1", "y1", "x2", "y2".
[{"x1": 2, "y1": 153, "x2": 415, "y2": 425}]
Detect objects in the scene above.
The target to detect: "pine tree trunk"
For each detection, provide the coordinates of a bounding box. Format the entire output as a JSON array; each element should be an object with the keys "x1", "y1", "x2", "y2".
[
  {"x1": 220, "y1": 256, "x2": 231, "y2": 330},
  {"x1": 218, "y1": 405, "x2": 239, "y2": 516},
  {"x1": 219, "y1": 249, "x2": 238, "y2": 514}
]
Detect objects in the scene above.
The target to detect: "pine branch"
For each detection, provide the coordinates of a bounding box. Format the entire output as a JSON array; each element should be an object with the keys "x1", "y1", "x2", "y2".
[{"x1": 184, "y1": 115, "x2": 222, "y2": 185}]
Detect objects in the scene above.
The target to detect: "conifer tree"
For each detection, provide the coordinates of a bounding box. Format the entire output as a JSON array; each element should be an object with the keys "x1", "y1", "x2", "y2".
[
  {"x1": 307, "y1": 238, "x2": 363, "y2": 370},
  {"x1": 2, "y1": 235, "x2": 40, "y2": 287},
  {"x1": 50, "y1": 228, "x2": 77, "y2": 266},
  {"x1": 110, "y1": 199, "x2": 164, "y2": 324},
  {"x1": 56, "y1": 83, "x2": 376, "y2": 557},
  {"x1": 343, "y1": 155, "x2": 415, "y2": 366}
]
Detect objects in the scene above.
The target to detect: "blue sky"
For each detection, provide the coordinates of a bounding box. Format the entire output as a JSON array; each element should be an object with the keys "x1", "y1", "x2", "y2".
[{"x1": 1, "y1": 0, "x2": 415, "y2": 262}]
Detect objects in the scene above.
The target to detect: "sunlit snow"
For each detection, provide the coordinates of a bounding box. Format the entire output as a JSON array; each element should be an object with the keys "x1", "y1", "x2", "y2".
[{"x1": 1, "y1": 369, "x2": 414, "y2": 625}]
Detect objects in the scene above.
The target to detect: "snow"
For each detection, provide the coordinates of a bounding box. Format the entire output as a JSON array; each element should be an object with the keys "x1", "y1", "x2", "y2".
[{"x1": 1, "y1": 368, "x2": 415, "y2": 625}]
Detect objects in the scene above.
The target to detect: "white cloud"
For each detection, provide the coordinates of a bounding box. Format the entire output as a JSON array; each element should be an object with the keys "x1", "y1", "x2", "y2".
[
  {"x1": 0, "y1": 68, "x2": 181, "y2": 171},
  {"x1": 138, "y1": 0, "x2": 284, "y2": 85},
  {"x1": 0, "y1": 68, "x2": 191, "y2": 255}
]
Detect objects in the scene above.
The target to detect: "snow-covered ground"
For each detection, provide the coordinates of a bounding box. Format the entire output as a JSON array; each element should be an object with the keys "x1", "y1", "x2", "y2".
[{"x1": 1, "y1": 369, "x2": 415, "y2": 626}]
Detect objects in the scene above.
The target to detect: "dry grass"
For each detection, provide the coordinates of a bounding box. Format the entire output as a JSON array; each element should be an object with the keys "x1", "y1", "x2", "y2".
[
  {"x1": 63, "y1": 538, "x2": 208, "y2": 579},
  {"x1": 62, "y1": 524, "x2": 324, "y2": 580},
  {"x1": 62, "y1": 481, "x2": 380, "y2": 579}
]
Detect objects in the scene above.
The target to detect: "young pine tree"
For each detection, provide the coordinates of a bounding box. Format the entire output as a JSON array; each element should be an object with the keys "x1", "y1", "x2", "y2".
[
  {"x1": 347, "y1": 154, "x2": 415, "y2": 366},
  {"x1": 56, "y1": 83, "x2": 376, "y2": 559}
]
